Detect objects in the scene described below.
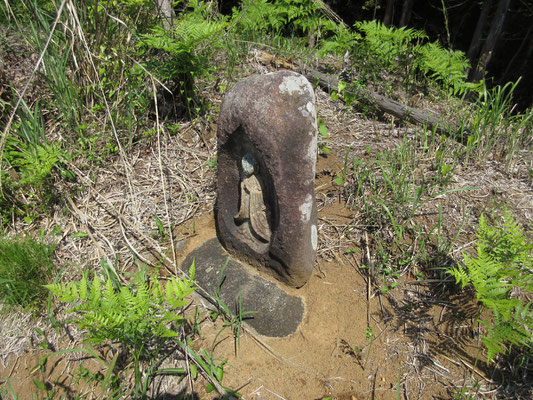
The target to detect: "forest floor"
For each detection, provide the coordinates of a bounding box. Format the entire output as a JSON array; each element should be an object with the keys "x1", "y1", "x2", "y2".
[{"x1": 1, "y1": 53, "x2": 532, "y2": 400}]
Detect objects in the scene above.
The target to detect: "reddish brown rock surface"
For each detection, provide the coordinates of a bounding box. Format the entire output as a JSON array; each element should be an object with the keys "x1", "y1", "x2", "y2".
[{"x1": 216, "y1": 70, "x2": 318, "y2": 287}]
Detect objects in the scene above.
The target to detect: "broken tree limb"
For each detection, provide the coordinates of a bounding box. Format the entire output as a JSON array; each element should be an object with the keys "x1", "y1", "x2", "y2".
[
  {"x1": 255, "y1": 51, "x2": 469, "y2": 141},
  {"x1": 301, "y1": 67, "x2": 466, "y2": 138}
]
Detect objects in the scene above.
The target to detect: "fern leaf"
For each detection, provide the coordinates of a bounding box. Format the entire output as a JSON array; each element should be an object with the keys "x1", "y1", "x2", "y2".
[
  {"x1": 482, "y1": 327, "x2": 507, "y2": 362},
  {"x1": 151, "y1": 279, "x2": 163, "y2": 305},
  {"x1": 447, "y1": 264, "x2": 470, "y2": 288},
  {"x1": 136, "y1": 278, "x2": 149, "y2": 303},
  {"x1": 456, "y1": 210, "x2": 533, "y2": 363},
  {"x1": 154, "y1": 323, "x2": 178, "y2": 338},
  {"x1": 189, "y1": 260, "x2": 196, "y2": 280},
  {"x1": 103, "y1": 278, "x2": 118, "y2": 309},
  {"x1": 119, "y1": 285, "x2": 136, "y2": 308},
  {"x1": 45, "y1": 282, "x2": 78, "y2": 302},
  {"x1": 89, "y1": 276, "x2": 101, "y2": 305},
  {"x1": 165, "y1": 277, "x2": 194, "y2": 309},
  {"x1": 78, "y1": 272, "x2": 88, "y2": 301}
]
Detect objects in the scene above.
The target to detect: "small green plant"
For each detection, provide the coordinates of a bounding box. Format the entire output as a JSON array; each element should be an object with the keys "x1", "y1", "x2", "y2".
[
  {"x1": 45, "y1": 265, "x2": 201, "y2": 398},
  {"x1": 462, "y1": 80, "x2": 532, "y2": 168},
  {"x1": 0, "y1": 378, "x2": 19, "y2": 400},
  {"x1": 152, "y1": 212, "x2": 167, "y2": 240},
  {"x1": 333, "y1": 80, "x2": 357, "y2": 106},
  {"x1": 417, "y1": 42, "x2": 479, "y2": 96},
  {"x1": 139, "y1": 2, "x2": 226, "y2": 117},
  {"x1": 451, "y1": 379, "x2": 480, "y2": 400},
  {"x1": 448, "y1": 210, "x2": 533, "y2": 363},
  {"x1": 210, "y1": 258, "x2": 257, "y2": 356},
  {"x1": 317, "y1": 118, "x2": 331, "y2": 155},
  {"x1": 1, "y1": 99, "x2": 69, "y2": 225},
  {"x1": 28, "y1": 2, "x2": 82, "y2": 131},
  {"x1": 334, "y1": 143, "x2": 351, "y2": 186},
  {"x1": 203, "y1": 156, "x2": 217, "y2": 172},
  {"x1": 365, "y1": 325, "x2": 375, "y2": 342},
  {"x1": 0, "y1": 234, "x2": 56, "y2": 310}
]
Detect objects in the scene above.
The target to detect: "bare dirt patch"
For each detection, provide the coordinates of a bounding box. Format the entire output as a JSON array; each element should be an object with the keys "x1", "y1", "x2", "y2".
[{"x1": 173, "y1": 208, "x2": 487, "y2": 400}]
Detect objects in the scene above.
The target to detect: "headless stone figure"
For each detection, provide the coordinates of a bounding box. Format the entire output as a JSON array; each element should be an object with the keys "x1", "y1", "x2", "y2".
[{"x1": 234, "y1": 153, "x2": 271, "y2": 243}]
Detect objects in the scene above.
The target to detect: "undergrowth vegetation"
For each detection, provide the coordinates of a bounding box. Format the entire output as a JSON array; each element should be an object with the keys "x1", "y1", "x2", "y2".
[
  {"x1": 449, "y1": 210, "x2": 533, "y2": 364},
  {"x1": 0, "y1": 0, "x2": 531, "y2": 398},
  {"x1": 0, "y1": 234, "x2": 56, "y2": 310},
  {"x1": 42, "y1": 264, "x2": 233, "y2": 399},
  {"x1": 462, "y1": 80, "x2": 533, "y2": 168},
  {"x1": 320, "y1": 19, "x2": 480, "y2": 96}
]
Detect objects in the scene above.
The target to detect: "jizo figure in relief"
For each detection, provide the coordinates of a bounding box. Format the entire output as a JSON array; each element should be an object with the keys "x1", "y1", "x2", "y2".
[{"x1": 234, "y1": 153, "x2": 271, "y2": 243}]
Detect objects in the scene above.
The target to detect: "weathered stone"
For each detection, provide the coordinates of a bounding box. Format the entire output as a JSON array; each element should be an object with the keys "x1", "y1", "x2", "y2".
[
  {"x1": 216, "y1": 70, "x2": 318, "y2": 287},
  {"x1": 182, "y1": 238, "x2": 305, "y2": 337}
]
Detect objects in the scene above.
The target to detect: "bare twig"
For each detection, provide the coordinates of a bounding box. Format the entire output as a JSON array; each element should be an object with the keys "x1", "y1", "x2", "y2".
[
  {"x1": 365, "y1": 231, "x2": 372, "y2": 327},
  {"x1": 152, "y1": 78, "x2": 177, "y2": 274}
]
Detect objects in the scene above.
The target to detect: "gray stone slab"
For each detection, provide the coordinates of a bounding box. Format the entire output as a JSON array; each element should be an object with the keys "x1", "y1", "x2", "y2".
[{"x1": 181, "y1": 238, "x2": 304, "y2": 337}]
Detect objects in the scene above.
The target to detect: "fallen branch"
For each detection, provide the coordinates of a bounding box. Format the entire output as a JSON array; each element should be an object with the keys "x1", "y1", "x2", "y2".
[{"x1": 255, "y1": 51, "x2": 469, "y2": 141}]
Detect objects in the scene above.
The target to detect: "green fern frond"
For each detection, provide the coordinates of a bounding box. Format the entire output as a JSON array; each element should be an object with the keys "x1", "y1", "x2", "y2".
[
  {"x1": 163, "y1": 311, "x2": 183, "y2": 324},
  {"x1": 89, "y1": 276, "x2": 101, "y2": 306},
  {"x1": 482, "y1": 324, "x2": 508, "y2": 362},
  {"x1": 165, "y1": 276, "x2": 194, "y2": 309},
  {"x1": 418, "y1": 41, "x2": 477, "y2": 95},
  {"x1": 85, "y1": 311, "x2": 111, "y2": 328},
  {"x1": 119, "y1": 285, "x2": 136, "y2": 309},
  {"x1": 449, "y1": 211, "x2": 533, "y2": 363},
  {"x1": 154, "y1": 323, "x2": 178, "y2": 338},
  {"x1": 45, "y1": 281, "x2": 78, "y2": 302},
  {"x1": 6, "y1": 139, "x2": 63, "y2": 188},
  {"x1": 151, "y1": 278, "x2": 164, "y2": 306},
  {"x1": 78, "y1": 272, "x2": 88, "y2": 301},
  {"x1": 141, "y1": 10, "x2": 225, "y2": 54},
  {"x1": 234, "y1": 0, "x2": 278, "y2": 33},
  {"x1": 47, "y1": 268, "x2": 196, "y2": 356},
  {"x1": 447, "y1": 264, "x2": 471, "y2": 288},
  {"x1": 136, "y1": 277, "x2": 149, "y2": 302},
  {"x1": 188, "y1": 260, "x2": 196, "y2": 280},
  {"x1": 102, "y1": 278, "x2": 118, "y2": 309},
  {"x1": 236, "y1": 0, "x2": 334, "y2": 39}
]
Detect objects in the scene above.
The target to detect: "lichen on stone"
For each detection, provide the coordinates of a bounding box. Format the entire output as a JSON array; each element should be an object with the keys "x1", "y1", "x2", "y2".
[
  {"x1": 299, "y1": 193, "x2": 313, "y2": 222},
  {"x1": 279, "y1": 74, "x2": 313, "y2": 96}
]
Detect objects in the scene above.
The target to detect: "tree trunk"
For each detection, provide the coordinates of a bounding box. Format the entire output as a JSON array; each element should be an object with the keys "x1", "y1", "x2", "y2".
[
  {"x1": 399, "y1": 0, "x2": 414, "y2": 27},
  {"x1": 383, "y1": 0, "x2": 396, "y2": 26},
  {"x1": 153, "y1": 0, "x2": 175, "y2": 28},
  {"x1": 516, "y1": 30, "x2": 533, "y2": 79},
  {"x1": 472, "y1": 0, "x2": 512, "y2": 82},
  {"x1": 254, "y1": 51, "x2": 466, "y2": 140},
  {"x1": 502, "y1": 25, "x2": 533, "y2": 82},
  {"x1": 466, "y1": 0, "x2": 494, "y2": 71}
]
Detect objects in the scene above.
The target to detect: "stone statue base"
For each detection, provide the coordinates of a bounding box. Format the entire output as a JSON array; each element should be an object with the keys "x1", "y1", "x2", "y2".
[{"x1": 181, "y1": 238, "x2": 305, "y2": 337}]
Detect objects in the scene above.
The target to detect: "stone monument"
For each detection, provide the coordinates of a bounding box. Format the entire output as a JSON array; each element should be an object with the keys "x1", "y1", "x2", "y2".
[{"x1": 216, "y1": 70, "x2": 318, "y2": 287}]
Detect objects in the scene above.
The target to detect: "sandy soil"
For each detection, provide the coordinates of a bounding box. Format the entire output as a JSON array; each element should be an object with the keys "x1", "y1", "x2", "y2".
[{"x1": 155, "y1": 149, "x2": 492, "y2": 400}]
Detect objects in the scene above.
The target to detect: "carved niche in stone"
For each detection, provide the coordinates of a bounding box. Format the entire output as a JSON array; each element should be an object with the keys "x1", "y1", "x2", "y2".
[
  {"x1": 216, "y1": 70, "x2": 318, "y2": 288},
  {"x1": 233, "y1": 153, "x2": 272, "y2": 244}
]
